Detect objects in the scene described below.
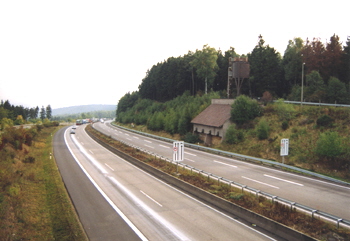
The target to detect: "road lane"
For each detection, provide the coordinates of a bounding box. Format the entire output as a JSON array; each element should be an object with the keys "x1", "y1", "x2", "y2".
[
  {"x1": 63, "y1": 124, "x2": 280, "y2": 240},
  {"x1": 94, "y1": 121, "x2": 350, "y2": 220},
  {"x1": 53, "y1": 126, "x2": 143, "y2": 241}
]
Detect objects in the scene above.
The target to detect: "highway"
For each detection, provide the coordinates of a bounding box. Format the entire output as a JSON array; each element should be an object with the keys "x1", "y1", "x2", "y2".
[
  {"x1": 93, "y1": 121, "x2": 350, "y2": 222},
  {"x1": 54, "y1": 125, "x2": 281, "y2": 240}
]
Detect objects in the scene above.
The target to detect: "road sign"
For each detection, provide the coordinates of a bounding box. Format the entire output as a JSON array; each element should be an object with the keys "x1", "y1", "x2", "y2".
[
  {"x1": 173, "y1": 141, "x2": 184, "y2": 162},
  {"x1": 280, "y1": 139, "x2": 289, "y2": 156}
]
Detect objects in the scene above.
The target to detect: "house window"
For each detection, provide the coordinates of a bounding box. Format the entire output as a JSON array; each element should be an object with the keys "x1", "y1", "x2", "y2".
[{"x1": 217, "y1": 131, "x2": 220, "y2": 136}]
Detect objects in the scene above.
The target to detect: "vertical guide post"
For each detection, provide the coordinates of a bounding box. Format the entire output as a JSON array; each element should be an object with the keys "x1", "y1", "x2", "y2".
[
  {"x1": 280, "y1": 139, "x2": 289, "y2": 164},
  {"x1": 173, "y1": 141, "x2": 184, "y2": 174}
]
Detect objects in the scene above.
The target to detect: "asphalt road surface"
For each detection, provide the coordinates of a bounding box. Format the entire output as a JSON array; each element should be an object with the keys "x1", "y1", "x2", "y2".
[
  {"x1": 54, "y1": 125, "x2": 281, "y2": 240},
  {"x1": 93, "y1": 121, "x2": 350, "y2": 222}
]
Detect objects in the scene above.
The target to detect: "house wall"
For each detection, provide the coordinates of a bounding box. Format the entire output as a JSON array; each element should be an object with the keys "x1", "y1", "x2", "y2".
[{"x1": 193, "y1": 124, "x2": 223, "y2": 138}]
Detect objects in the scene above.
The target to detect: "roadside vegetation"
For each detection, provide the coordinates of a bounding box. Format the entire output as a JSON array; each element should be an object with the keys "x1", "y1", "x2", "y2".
[
  {"x1": 117, "y1": 92, "x2": 350, "y2": 183},
  {"x1": 0, "y1": 123, "x2": 87, "y2": 241},
  {"x1": 86, "y1": 124, "x2": 350, "y2": 240}
]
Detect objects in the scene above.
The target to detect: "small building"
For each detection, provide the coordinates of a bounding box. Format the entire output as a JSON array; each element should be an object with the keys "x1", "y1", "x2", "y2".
[{"x1": 191, "y1": 99, "x2": 234, "y2": 145}]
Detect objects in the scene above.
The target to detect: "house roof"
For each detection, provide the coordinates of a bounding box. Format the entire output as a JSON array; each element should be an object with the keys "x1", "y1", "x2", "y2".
[{"x1": 191, "y1": 104, "x2": 232, "y2": 128}]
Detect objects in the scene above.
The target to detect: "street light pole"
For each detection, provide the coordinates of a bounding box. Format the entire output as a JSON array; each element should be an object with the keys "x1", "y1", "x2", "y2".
[{"x1": 301, "y1": 62, "x2": 305, "y2": 106}]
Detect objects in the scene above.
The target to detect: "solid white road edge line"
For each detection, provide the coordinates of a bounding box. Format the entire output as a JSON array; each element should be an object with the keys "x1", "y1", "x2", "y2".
[{"x1": 64, "y1": 128, "x2": 149, "y2": 241}]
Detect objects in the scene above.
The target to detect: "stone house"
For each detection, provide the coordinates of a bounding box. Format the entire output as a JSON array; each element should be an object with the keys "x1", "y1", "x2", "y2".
[{"x1": 191, "y1": 99, "x2": 234, "y2": 145}]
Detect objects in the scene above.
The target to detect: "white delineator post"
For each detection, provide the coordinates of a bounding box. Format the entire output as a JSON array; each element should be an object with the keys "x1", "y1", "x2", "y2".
[
  {"x1": 280, "y1": 139, "x2": 289, "y2": 164},
  {"x1": 173, "y1": 141, "x2": 184, "y2": 173}
]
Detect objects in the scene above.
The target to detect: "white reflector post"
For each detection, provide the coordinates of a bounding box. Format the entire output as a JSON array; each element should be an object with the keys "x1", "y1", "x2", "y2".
[{"x1": 280, "y1": 139, "x2": 289, "y2": 156}]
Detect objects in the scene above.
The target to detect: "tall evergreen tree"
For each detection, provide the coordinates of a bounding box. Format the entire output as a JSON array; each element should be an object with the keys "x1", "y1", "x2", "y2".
[
  {"x1": 282, "y1": 37, "x2": 304, "y2": 87},
  {"x1": 46, "y1": 105, "x2": 52, "y2": 120},
  {"x1": 248, "y1": 35, "x2": 282, "y2": 97},
  {"x1": 40, "y1": 106, "x2": 46, "y2": 120},
  {"x1": 324, "y1": 34, "x2": 343, "y2": 80}
]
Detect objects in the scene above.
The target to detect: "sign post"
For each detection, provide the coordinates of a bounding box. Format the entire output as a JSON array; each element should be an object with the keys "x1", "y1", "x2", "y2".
[
  {"x1": 280, "y1": 139, "x2": 289, "y2": 164},
  {"x1": 173, "y1": 141, "x2": 184, "y2": 173}
]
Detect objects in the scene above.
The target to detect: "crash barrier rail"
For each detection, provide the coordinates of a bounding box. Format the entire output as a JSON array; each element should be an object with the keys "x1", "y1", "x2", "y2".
[
  {"x1": 87, "y1": 126, "x2": 317, "y2": 241},
  {"x1": 280, "y1": 100, "x2": 350, "y2": 108},
  {"x1": 110, "y1": 122, "x2": 349, "y2": 187},
  {"x1": 99, "y1": 123, "x2": 350, "y2": 229}
]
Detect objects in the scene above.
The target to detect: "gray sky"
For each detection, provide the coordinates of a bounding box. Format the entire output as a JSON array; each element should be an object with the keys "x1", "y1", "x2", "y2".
[{"x1": 0, "y1": 0, "x2": 348, "y2": 109}]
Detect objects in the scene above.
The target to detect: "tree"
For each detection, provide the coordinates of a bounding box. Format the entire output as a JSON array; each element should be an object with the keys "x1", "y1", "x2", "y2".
[
  {"x1": 301, "y1": 38, "x2": 326, "y2": 80},
  {"x1": 230, "y1": 95, "x2": 262, "y2": 125},
  {"x1": 304, "y1": 71, "x2": 326, "y2": 102},
  {"x1": 46, "y1": 105, "x2": 52, "y2": 120},
  {"x1": 40, "y1": 106, "x2": 46, "y2": 120},
  {"x1": 327, "y1": 77, "x2": 348, "y2": 104},
  {"x1": 190, "y1": 44, "x2": 218, "y2": 94},
  {"x1": 324, "y1": 34, "x2": 343, "y2": 80},
  {"x1": 248, "y1": 35, "x2": 282, "y2": 97},
  {"x1": 282, "y1": 37, "x2": 304, "y2": 87},
  {"x1": 340, "y1": 36, "x2": 350, "y2": 85}
]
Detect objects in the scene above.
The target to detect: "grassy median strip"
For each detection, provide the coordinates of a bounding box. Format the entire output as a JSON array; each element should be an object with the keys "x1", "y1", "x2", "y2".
[
  {"x1": 87, "y1": 124, "x2": 350, "y2": 241},
  {"x1": 0, "y1": 125, "x2": 87, "y2": 241}
]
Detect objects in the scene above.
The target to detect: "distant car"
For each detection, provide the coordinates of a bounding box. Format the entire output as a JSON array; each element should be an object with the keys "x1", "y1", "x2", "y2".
[
  {"x1": 72, "y1": 125, "x2": 77, "y2": 129},
  {"x1": 70, "y1": 129, "x2": 75, "y2": 134}
]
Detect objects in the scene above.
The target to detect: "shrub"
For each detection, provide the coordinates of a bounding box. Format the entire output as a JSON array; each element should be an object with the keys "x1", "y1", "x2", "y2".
[
  {"x1": 281, "y1": 121, "x2": 289, "y2": 130},
  {"x1": 231, "y1": 95, "x2": 262, "y2": 125},
  {"x1": 316, "y1": 115, "x2": 334, "y2": 127},
  {"x1": 275, "y1": 99, "x2": 296, "y2": 121},
  {"x1": 315, "y1": 131, "x2": 343, "y2": 161},
  {"x1": 257, "y1": 118, "x2": 269, "y2": 140},
  {"x1": 224, "y1": 124, "x2": 244, "y2": 144},
  {"x1": 183, "y1": 133, "x2": 201, "y2": 144}
]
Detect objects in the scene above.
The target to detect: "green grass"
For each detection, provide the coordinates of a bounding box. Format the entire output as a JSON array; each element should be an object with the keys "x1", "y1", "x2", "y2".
[{"x1": 0, "y1": 125, "x2": 87, "y2": 241}]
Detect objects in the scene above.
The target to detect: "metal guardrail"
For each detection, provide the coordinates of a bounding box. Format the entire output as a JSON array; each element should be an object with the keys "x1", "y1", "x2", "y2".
[
  {"x1": 100, "y1": 123, "x2": 350, "y2": 229},
  {"x1": 110, "y1": 122, "x2": 349, "y2": 186},
  {"x1": 276, "y1": 100, "x2": 350, "y2": 108}
]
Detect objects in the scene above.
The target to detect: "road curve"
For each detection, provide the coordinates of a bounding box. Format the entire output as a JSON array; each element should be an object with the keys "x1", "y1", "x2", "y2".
[
  {"x1": 53, "y1": 126, "x2": 142, "y2": 241},
  {"x1": 55, "y1": 125, "x2": 281, "y2": 240},
  {"x1": 94, "y1": 121, "x2": 350, "y2": 221}
]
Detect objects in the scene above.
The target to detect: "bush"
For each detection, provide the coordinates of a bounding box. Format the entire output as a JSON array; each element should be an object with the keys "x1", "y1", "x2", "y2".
[
  {"x1": 281, "y1": 121, "x2": 289, "y2": 130},
  {"x1": 257, "y1": 118, "x2": 269, "y2": 140},
  {"x1": 316, "y1": 115, "x2": 334, "y2": 127},
  {"x1": 275, "y1": 99, "x2": 296, "y2": 121},
  {"x1": 183, "y1": 133, "x2": 201, "y2": 144},
  {"x1": 231, "y1": 95, "x2": 262, "y2": 125},
  {"x1": 315, "y1": 131, "x2": 343, "y2": 160},
  {"x1": 224, "y1": 124, "x2": 244, "y2": 144}
]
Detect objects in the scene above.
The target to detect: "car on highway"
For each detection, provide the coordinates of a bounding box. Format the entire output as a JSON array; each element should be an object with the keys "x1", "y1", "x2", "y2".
[{"x1": 70, "y1": 129, "x2": 75, "y2": 134}]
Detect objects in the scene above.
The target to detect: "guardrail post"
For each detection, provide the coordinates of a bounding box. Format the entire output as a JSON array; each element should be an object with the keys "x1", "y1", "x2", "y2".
[
  {"x1": 272, "y1": 196, "x2": 277, "y2": 204},
  {"x1": 337, "y1": 219, "x2": 342, "y2": 229},
  {"x1": 312, "y1": 210, "x2": 317, "y2": 220},
  {"x1": 242, "y1": 185, "x2": 246, "y2": 193},
  {"x1": 256, "y1": 190, "x2": 261, "y2": 199},
  {"x1": 291, "y1": 202, "x2": 296, "y2": 211}
]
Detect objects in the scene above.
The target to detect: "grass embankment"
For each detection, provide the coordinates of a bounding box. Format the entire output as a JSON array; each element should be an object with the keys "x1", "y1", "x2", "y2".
[
  {"x1": 87, "y1": 124, "x2": 350, "y2": 241},
  {"x1": 119, "y1": 104, "x2": 350, "y2": 183},
  {"x1": 0, "y1": 125, "x2": 87, "y2": 241}
]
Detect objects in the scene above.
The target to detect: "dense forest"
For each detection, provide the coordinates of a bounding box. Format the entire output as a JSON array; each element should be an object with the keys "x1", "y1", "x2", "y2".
[{"x1": 134, "y1": 34, "x2": 350, "y2": 104}]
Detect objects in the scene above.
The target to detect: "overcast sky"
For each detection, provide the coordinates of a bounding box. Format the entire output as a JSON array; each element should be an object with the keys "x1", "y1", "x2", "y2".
[{"x1": 0, "y1": 0, "x2": 348, "y2": 109}]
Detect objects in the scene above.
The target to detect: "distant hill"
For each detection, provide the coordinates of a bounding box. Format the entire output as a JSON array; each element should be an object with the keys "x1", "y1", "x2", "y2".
[{"x1": 52, "y1": 104, "x2": 116, "y2": 116}]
